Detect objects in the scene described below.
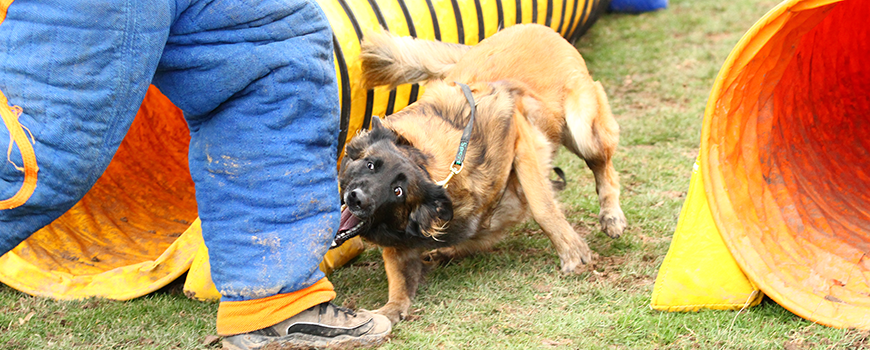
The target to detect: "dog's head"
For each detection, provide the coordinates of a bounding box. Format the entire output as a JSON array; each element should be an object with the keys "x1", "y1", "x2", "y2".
[
  {"x1": 337, "y1": 116, "x2": 453, "y2": 247},
  {"x1": 335, "y1": 79, "x2": 546, "y2": 248}
]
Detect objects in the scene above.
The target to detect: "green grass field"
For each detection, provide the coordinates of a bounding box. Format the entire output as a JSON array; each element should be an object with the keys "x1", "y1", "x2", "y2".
[{"x1": 2, "y1": 0, "x2": 868, "y2": 349}]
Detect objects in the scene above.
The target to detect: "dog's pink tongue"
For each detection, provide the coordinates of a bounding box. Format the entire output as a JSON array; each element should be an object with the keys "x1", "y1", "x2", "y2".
[{"x1": 339, "y1": 206, "x2": 360, "y2": 232}]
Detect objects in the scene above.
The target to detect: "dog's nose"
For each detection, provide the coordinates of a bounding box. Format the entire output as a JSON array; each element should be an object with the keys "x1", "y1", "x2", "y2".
[{"x1": 345, "y1": 188, "x2": 368, "y2": 211}]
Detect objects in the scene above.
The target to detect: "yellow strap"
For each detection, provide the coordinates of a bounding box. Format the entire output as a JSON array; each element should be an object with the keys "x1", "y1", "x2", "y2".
[
  {"x1": 0, "y1": 0, "x2": 13, "y2": 24},
  {"x1": 0, "y1": 89, "x2": 38, "y2": 210}
]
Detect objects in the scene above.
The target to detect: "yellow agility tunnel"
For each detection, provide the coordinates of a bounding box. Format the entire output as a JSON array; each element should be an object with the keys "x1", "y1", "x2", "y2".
[
  {"x1": 0, "y1": 0, "x2": 611, "y2": 301},
  {"x1": 652, "y1": 0, "x2": 870, "y2": 329}
]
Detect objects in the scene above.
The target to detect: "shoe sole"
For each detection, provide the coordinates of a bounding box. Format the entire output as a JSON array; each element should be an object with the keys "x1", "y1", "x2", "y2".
[{"x1": 222, "y1": 330, "x2": 390, "y2": 350}]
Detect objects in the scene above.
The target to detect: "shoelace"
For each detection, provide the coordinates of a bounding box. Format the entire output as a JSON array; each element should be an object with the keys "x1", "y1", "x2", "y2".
[{"x1": 324, "y1": 303, "x2": 357, "y2": 318}]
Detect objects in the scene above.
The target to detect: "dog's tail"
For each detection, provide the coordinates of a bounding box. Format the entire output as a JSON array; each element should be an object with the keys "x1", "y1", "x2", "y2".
[
  {"x1": 563, "y1": 80, "x2": 619, "y2": 162},
  {"x1": 360, "y1": 30, "x2": 470, "y2": 90}
]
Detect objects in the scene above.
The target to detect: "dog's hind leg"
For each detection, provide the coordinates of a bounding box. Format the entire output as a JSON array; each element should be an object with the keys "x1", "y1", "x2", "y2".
[
  {"x1": 513, "y1": 117, "x2": 593, "y2": 273},
  {"x1": 562, "y1": 80, "x2": 627, "y2": 238},
  {"x1": 377, "y1": 247, "x2": 424, "y2": 324}
]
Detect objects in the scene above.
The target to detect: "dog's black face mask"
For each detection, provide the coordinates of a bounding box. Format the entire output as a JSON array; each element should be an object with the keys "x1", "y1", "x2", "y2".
[{"x1": 337, "y1": 117, "x2": 454, "y2": 248}]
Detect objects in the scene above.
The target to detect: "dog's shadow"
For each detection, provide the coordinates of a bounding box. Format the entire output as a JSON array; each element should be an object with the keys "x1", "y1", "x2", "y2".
[{"x1": 330, "y1": 219, "x2": 632, "y2": 317}]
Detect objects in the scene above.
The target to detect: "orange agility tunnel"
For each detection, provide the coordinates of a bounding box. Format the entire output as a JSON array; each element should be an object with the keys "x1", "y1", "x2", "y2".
[
  {"x1": 0, "y1": 0, "x2": 611, "y2": 300},
  {"x1": 652, "y1": 0, "x2": 870, "y2": 329}
]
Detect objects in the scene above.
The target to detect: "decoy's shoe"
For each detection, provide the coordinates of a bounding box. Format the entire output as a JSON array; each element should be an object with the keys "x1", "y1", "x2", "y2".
[{"x1": 222, "y1": 301, "x2": 392, "y2": 349}]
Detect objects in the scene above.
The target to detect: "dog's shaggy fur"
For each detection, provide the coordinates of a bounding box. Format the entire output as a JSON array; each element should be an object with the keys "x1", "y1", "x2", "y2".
[{"x1": 338, "y1": 24, "x2": 626, "y2": 323}]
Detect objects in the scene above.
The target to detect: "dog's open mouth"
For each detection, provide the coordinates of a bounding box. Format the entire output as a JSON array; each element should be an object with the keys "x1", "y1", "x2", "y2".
[{"x1": 331, "y1": 206, "x2": 367, "y2": 249}]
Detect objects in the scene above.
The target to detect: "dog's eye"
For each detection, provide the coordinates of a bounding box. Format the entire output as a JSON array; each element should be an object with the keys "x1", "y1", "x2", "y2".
[
  {"x1": 366, "y1": 161, "x2": 375, "y2": 170},
  {"x1": 393, "y1": 186, "x2": 403, "y2": 197}
]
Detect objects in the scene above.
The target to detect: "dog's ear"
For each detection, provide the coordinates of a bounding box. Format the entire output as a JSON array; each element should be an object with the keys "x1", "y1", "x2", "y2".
[
  {"x1": 370, "y1": 115, "x2": 384, "y2": 130},
  {"x1": 344, "y1": 117, "x2": 386, "y2": 161},
  {"x1": 370, "y1": 115, "x2": 415, "y2": 147},
  {"x1": 364, "y1": 116, "x2": 401, "y2": 144},
  {"x1": 344, "y1": 116, "x2": 403, "y2": 161},
  {"x1": 344, "y1": 142, "x2": 363, "y2": 161},
  {"x1": 405, "y1": 182, "x2": 453, "y2": 238}
]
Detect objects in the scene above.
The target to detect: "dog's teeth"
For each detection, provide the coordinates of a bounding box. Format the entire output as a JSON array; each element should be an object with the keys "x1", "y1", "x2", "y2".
[
  {"x1": 349, "y1": 220, "x2": 365, "y2": 234},
  {"x1": 331, "y1": 220, "x2": 366, "y2": 249}
]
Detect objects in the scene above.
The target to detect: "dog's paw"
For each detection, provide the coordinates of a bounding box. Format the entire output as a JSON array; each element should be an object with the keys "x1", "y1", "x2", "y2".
[
  {"x1": 373, "y1": 303, "x2": 408, "y2": 324},
  {"x1": 559, "y1": 246, "x2": 593, "y2": 274},
  {"x1": 599, "y1": 207, "x2": 627, "y2": 238},
  {"x1": 421, "y1": 248, "x2": 455, "y2": 266}
]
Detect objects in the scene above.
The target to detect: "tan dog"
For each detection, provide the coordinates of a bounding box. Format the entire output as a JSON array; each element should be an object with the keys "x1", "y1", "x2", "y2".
[{"x1": 335, "y1": 24, "x2": 626, "y2": 324}]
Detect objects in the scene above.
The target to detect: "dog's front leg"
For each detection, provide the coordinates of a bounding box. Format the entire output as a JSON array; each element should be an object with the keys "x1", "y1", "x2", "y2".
[{"x1": 375, "y1": 246, "x2": 423, "y2": 324}]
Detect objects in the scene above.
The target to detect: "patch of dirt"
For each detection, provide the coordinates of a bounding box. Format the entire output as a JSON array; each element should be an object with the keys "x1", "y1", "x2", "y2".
[
  {"x1": 582, "y1": 255, "x2": 656, "y2": 291},
  {"x1": 542, "y1": 338, "x2": 573, "y2": 347},
  {"x1": 784, "y1": 329, "x2": 869, "y2": 350},
  {"x1": 784, "y1": 332, "x2": 831, "y2": 350},
  {"x1": 340, "y1": 297, "x2": 358, "y2": 311},
  {"x1": 661, "y1": 191, "x2": 686, "y2": 199},
  {"x1": 847, "y1": 331, "x2": 870, "y2": 348},
  {"x1": 705, "y1": 32, "x2": 733, "y2": 43},
  {"x1": 531, "y1": 283, "x2": 552, "y2": 293},
  {"x1": 202, "y1": 335, "x2": 221, "y2": 347},
  {"x1": 615, "y1": 174, "x2": 644, "y2": 195},
  {"x1": 4, "y1": 339, "x2": 25, "y2": 349},
  {"x1": 683, "y1": 148, "x2": 699, "y2": 159},
  {"x1": 80, "y1": 300, "x2": 102, "y2": 309}
]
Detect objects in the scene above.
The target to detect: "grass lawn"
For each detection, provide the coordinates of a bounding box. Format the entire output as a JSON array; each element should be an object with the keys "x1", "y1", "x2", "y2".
[{"x1": 2, "y1": 0, "x2": 868, "y2": 349}]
